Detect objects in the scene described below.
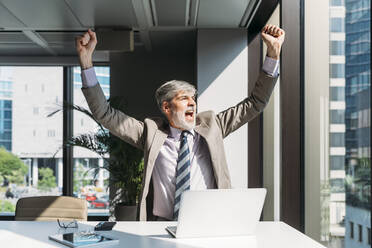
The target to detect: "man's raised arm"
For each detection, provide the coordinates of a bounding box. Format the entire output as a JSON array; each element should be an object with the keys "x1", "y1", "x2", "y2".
[
  {"x1": 216, "y1": 25, "x2": 285, "y2": 138},
  {"x1": 75, "y1": 29, "x2": 98, "y2": 88},
  {"x1": 75, "y1": 30, "x2": 145, "y2": 150}
]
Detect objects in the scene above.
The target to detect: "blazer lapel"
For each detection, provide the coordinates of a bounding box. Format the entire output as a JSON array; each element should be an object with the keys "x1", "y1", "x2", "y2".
[
  {"x1": 145, "y1": 128, "x2": 168, "y2": 184},
  {"x1": 194, "y1": 121, "x2": 220, "y2": 184}
]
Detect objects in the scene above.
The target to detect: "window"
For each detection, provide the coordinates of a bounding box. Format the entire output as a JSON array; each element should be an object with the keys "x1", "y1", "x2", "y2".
[
  {"x1": 0, "y1": 67, "x2": 63, "y2": 215},
  {"x1": 350, "y1": 222, "x2": 354, "y2": 239},
  {"x1": 330, "y1": 87, "x2": 345, "y2": 101},
  {"x1": 73, "y1": 66, "x2": 110, "y2": 216},
  {"x1": 47, "y1": 130, "x2": 55, "y2": 137},
  {"x1": 368, "y1": 227, "x2": 371, "y2": 245},
  {"x1": 330, "y1": 41, "x2": 345, "y2": 55},
  {"x1": 330, "y1": 133, "x2": 345, "y2": 147},
  {"x1": 305, "y1": 1, "x2": 370, "y2": 248},
  {"x1": 330, "y1": 110, "x2": 345, "y2": 124},
  {"x1": 330, "y1": 64, "x2": 345, "y2": 78},
  {"x1": 330, "y1": 178, "x2": 345, "y2": 193},
  {"x1": 331, "y1": 0, "x2": 344, "y2": 6},
  {"x1": 33, "y1": 107, "x2": 39, "y2": 115},
  {"x1": 330, "y1": 156, "x2": 345, "y2": 170},
  {"x1": 330, "y1": 18, "x2": 345, "y2": 32},
  {"x1": 358, "y1": 224, "x2": 362, "y2": 242}
]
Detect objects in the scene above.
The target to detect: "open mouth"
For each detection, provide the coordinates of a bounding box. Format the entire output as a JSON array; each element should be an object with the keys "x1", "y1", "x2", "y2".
[{"x1": 185, "y1": 110, "x2": 194, "y2": 121}]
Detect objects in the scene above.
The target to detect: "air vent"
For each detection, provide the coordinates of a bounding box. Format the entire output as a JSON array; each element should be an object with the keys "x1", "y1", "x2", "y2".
[
  {"x1": 38, "y1": 32, "x2": 84, "y2": 44},
  {"x1": 0, "y1": 31, "x2": 31, "y2": 43}
]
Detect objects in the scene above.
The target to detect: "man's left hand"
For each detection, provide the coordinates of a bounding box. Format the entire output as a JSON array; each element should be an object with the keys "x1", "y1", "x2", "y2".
[{"x1": 261, "y1": 24, "x2": 285, "y2": 60}]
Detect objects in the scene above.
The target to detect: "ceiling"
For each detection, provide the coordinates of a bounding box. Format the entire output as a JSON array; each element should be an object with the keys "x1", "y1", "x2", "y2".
[{"x1": 0, "y1": 0, "x2": 263, "y2": 57}]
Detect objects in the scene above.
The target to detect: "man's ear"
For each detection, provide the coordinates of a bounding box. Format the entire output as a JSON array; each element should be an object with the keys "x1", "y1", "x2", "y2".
[{"x1": 162, "y1": 101, "x2": 170, "y2": 114}]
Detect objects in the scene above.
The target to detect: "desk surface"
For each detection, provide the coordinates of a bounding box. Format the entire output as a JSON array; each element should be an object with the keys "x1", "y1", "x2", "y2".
[{"x1": 0, "y1": 221, "x2": 325, "y2": 248}]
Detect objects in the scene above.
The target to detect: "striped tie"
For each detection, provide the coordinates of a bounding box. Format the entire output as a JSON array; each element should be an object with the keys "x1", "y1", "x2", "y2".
[{"x1": 173, "y1": 130, "x2": 191, "y2": 220}]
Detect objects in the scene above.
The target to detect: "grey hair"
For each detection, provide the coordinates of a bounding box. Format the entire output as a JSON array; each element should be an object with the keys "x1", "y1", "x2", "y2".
[{"x1": 155, "y1": 80, "x2": 196, "y2": 113}]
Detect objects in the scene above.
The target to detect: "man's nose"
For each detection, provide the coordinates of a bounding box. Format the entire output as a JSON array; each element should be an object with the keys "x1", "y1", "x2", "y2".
[{"x1": 188, "y1": 98, "x2": 196, "y2": 106}]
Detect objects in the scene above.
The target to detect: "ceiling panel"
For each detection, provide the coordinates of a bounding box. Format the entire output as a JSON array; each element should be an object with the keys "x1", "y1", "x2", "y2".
[
  {"x1": 197, "y1": 0, "x2": 250, "y2": 27},
  {"x1": 64, "y1": 0, "x2": 137, "y2": 28},
  {"x1": 154, "y1": 0, "x2": 187, "y2": 26},
  {"x1": 1, "y1": 0, "x2": 82, "y2": 29},
  {"x1": 0, "y1": 4, "x2": 26, "y2": 29}
]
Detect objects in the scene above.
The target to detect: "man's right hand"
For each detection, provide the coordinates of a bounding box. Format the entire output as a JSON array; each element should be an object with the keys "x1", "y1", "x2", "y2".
[{"x1": 75, "y1": 29, "x2": 97, "y2": 70}]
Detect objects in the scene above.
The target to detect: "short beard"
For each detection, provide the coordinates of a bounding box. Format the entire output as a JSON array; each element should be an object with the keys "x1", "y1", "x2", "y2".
[{"x1": 171, "y1": 110, "x2": 195, "y2": 130}]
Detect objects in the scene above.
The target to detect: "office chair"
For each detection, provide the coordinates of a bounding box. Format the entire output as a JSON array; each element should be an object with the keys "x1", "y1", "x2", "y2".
[{"x1": 15, "y1": 196, "x2": 88, "y2": 221}]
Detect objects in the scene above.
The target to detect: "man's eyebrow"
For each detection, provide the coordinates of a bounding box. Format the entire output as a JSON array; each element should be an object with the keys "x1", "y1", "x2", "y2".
[{"x1": 176, "y1": 94, "x2": 192, "y2": 99}]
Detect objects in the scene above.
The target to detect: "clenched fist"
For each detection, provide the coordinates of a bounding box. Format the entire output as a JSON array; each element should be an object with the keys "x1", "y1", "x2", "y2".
[
  {"x1": 75, "y1": 29, "x2": 97, "y2": 70},
  {"x1": 261, "y1": 24, "x2": 285, "y2": 60}
]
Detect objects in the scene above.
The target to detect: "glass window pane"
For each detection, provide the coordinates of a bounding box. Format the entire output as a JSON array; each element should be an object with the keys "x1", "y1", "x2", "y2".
[
  {"x1": 330, "y1": 41, "x2": 345, "y2": 55},
  {"x1": 330, "y1": 110, "x2": 345, "y2": 124},
  {"x1": 73, "y1": 66, "x2": 110, "y2": 216},
  {"x1": 330, "y1": 178, "x2": 345, "y2": 193},
  {"x1": 331, "y1": 0, "x2": 344, "y2": 6},
  {"x1": 330, "y1": 156, "x2": 345, "y2": 170},
  {"x1": 330, "y1": 18, "x2": 345, "y2": 32},
  {"x1": 306, "y1": 1, "x2": 370, "y2": 248},
  {"x1": 330, "y1": 87, "x2": 345, "y2": 101},
  {"x1": 0, "y1": 67, "x2": 63, "y2": 215},
  {"x1": 330, "y1": 64, "x2": 345, "y2": 78},
  {"x1": 330, "y1": 133, "x2": 345, "y2": 147}
]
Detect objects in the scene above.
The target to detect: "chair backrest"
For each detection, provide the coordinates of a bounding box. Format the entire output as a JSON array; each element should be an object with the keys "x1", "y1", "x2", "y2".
[{"x1": 15, "y1": 196, "x2": 87, "y2": 221}]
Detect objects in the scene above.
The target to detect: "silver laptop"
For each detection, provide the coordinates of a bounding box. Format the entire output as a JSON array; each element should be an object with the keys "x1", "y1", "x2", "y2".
[{"x1": 166, "y1": 188, "x2": 266, "y2": 238}]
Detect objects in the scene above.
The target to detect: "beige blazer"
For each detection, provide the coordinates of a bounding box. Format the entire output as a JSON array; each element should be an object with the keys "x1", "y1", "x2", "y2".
[{"x1": 82, "y1": 71, "x2": 278, "y2": 221}]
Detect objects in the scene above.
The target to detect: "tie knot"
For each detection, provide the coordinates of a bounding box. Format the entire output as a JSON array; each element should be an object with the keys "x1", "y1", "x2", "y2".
[{"x1": 181, "y1": 130, "x2": 191, "y2": 139}]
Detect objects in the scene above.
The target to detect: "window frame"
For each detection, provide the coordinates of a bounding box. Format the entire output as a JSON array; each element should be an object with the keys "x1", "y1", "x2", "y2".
[
  {"x1": 0, "y1": 63, "x2": 110, "y2": 221},
  {"x1": 280, "y1": 0, "x2": 305, "y2": 231}
]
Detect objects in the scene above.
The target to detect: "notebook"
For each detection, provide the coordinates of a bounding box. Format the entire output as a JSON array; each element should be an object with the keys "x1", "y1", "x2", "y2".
[{"x1": 49, "y1": 231, "x2": 118, "y2": 247}]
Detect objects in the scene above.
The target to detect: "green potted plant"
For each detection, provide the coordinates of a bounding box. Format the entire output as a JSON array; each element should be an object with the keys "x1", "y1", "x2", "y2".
[{"x1": 48, "y1": 97, "x2": 144, "y2": 220}]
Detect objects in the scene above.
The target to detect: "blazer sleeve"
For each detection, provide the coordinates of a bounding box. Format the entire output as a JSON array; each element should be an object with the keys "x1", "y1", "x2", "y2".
[
  {"x1": 215, "y1": 71, "x2": 278, "y2": 138},
  {"x1": 81, "y1": 83, "x2": 145, "y2": 150}
]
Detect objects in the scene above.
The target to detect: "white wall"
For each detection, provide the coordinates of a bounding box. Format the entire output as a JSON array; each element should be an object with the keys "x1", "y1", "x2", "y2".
[{"x1": 197, "y1": 29, "x2": 248, "y2": 188}]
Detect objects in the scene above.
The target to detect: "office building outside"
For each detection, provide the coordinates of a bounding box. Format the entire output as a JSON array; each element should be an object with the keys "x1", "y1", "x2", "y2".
[
  {"x1": 0, "y1": 68, "x2": 13, "y2": 152},
  {"x1": 0, "y1": 66, "x2": 110, "y2": 215},
  {"x1": 323, "y1": 1, "x2": 371, "y2": 247},
  {"x1": 344, "y1": 0, "x2": 371, "y2": 247},
  {"x1": 327, "y1": 1, "x2": 347, "y2": 246}
]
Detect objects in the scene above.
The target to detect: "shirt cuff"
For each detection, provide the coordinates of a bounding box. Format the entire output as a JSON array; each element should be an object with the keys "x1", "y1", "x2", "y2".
[
  {"x1": 262, "y1": 56, "x2": 280, "y2": 77},
  {"x1": 81, "y1": 67, "x2": 98, "y2": 88}
]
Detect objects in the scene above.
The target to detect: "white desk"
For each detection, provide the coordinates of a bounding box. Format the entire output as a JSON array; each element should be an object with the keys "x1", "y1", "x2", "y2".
[{"x1": 0, "y1": 221, "x2": 325, "y2": 248}]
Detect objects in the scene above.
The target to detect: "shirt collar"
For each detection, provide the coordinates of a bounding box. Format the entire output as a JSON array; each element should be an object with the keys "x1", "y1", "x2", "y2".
[{"x1": 169, "y1": 125, "x2": 195, "y2": 140}]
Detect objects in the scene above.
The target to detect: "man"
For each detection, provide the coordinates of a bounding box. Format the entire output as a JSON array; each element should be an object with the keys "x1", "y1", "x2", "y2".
[{"x1": 76, "y1": 25, "x2": 285, "y2": 221}]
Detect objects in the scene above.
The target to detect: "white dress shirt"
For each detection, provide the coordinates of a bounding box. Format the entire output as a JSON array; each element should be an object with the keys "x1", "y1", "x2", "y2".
[{"x1": 152, "y1": 126, "x2": 216, "y2": 219}]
